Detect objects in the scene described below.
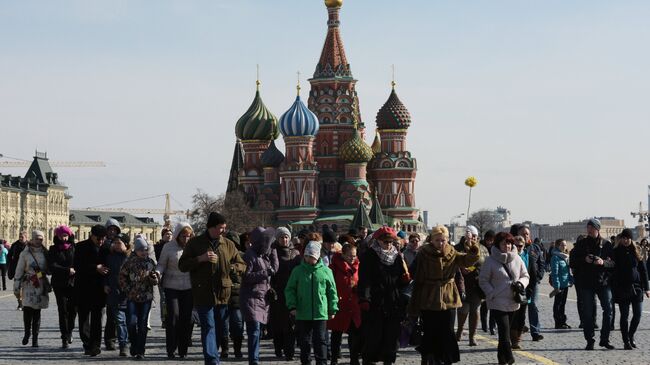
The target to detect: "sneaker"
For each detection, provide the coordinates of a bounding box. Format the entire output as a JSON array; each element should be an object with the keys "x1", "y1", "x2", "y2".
[
  {"x1": 532, "y1": 334, "x2": 544, "y2": 341},
  {"x1": 119, "y1": 346, "x2": 128, "y2": 357}
]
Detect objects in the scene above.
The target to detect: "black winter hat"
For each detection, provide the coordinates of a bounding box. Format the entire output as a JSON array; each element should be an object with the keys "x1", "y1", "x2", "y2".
[
  {"x1": 323, "y1": 228, "x2": 337, "y2": 243},
  {"x1": 91, "y1": 224, "x2": 108, "y2": 238},
  {"x1": 207, "y1": 212, "x2": 227, "y2": 228},
  {"x1": 619, "y1": 228, "x2": 634, "y2": 240}
]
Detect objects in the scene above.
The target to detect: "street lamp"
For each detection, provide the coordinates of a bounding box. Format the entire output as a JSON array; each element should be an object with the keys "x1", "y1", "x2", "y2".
[{"x1": 449, "y1": 213, "x2": 464, "y2": 243}]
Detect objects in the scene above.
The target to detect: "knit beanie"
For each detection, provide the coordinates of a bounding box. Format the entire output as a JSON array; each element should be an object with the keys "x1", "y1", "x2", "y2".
[
  {"x1": 466, "y1": 225, "x2": 479, "y2": 236},
  {"x1": 32, "y1": 230, "x2": 44, "y2": 240},
  {"x1": 304, "y1": 241, "x2": 322, "y2": 260},
  {"x1": 134, "y1": 236, "x2": 149, "y2": 252},
  {"x1": 620, "y1": 228, "x2": 634, "y2": 240},
  {"x1": 276, "y1": 227, "x2": 291, "y2": 239},
  {"x1": 587, "y1": 218, "x2": 601, "y2": 231}
]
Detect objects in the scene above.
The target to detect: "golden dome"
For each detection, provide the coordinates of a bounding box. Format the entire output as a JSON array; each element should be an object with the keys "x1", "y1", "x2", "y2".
[{"x1": 325, "y1": 0, "x2": 343, "y2": 8}]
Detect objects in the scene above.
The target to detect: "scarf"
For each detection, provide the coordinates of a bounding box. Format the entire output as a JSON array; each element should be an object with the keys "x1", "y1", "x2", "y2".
[
  {"x1": 371, "y1": 240, "x2": 399, "y2": 266},
  {"x1": 57, "y1": 243, "x2": 72, "y2": 251}
]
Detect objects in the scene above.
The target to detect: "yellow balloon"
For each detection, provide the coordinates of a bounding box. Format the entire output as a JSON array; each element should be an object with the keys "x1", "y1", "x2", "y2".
[{"x1": 464, "y1": 176, "x2": 478, "y2": 188}]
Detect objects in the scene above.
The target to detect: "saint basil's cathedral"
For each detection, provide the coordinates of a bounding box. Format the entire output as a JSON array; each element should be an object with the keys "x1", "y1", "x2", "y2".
[{"x1": 227, "y1": 0, "x2": 424, "y2": 233}]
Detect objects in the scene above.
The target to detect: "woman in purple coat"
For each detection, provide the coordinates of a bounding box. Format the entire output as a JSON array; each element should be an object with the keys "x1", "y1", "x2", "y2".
[{"x1": 240, "y1": 227, "x2": 279, "y2": 365}]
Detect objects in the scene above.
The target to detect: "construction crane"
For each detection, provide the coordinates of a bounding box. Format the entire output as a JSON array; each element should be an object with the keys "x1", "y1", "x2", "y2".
[
  {"x1": 0, "y1": 153, "x2": 105, "y2": 168},
  {"x1": 80, "y1": 193, "x2": 189, "y2": 230}
]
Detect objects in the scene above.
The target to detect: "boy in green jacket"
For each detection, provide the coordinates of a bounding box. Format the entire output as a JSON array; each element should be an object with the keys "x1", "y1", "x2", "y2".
[{"x1": 285, "y1": 241, "x2": 338, "y2": 365}]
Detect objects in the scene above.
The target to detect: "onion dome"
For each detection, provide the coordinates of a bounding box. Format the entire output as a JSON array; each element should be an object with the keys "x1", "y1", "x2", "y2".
[
  {"x1": 235, "y1": 83, "x2": 280, "y2": 141},
  {"x1": 279, "y1": 94, "x2": 319, "y2": 137},
  {"x1": 261, "y1": 140, "x2": 285, "y2": 168},
  {"x1": 340, "y1": 129, "x2": 374, "y2": 163},
  {"x1": 325, "y1": 0, "x2": 343, "y2": 8},
  {"x1": 375, "y1": 86, "x2": 412, "y2": 130}
]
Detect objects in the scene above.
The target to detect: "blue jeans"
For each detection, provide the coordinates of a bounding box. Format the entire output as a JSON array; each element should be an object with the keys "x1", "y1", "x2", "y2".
[
  {"x1": 246, "y1": 320, "x2": 261, "y2": 365},
  {"x1": 196, "y1": 304, "x2": 228, "y2": 365},
  {"x1": 578, "y1": 286, "x2": 612, "y2": 343},
  {"x1": 527, "y1": 283, "x2": 541, "y2": 336},
  {"x1": 126, "y1": 300, "x2": 152, "y2": 356},
  {"x1": 223, "y1": 306, "x2": 244, "y2": 340},
  {"x1": 108, "y1": 303, "x2": 128, "y2": 347}
]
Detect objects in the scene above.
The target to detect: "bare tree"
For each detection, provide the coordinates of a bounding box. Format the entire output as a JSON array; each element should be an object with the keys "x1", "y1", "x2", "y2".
[
  {"x1": 467, "y1": 209, "x2": 501, "y2": 237},
  {"x1": 188, "y1": 189, "x2": 264, "y2": 235}
]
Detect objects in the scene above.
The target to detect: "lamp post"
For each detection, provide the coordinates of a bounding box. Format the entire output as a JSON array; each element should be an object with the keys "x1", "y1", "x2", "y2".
[{"x1": 449, "y1": 213, "x2": 464, "y2": 243}]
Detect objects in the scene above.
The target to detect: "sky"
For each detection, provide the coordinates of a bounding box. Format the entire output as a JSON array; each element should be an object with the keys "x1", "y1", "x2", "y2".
[{"x1": 1, "y1": 0, "x2": 649, "y2": 228}]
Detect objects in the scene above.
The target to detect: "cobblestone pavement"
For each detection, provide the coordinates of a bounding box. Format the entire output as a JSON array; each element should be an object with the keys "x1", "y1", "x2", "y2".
[{"x1": 0, "y1": 278, "x2": 648, "y2": 364}]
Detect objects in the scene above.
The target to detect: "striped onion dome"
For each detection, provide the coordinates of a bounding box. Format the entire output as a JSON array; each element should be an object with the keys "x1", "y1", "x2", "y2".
[
  {"x1": 376, "y1": 87, "x2": 412, "y2": 130},
  {"x1": 279, "y1": 95, "x2": 319, "y2": 137},
  {"x1": 235, "y1": 86, "x2": 280, "y2": 141},
  {"x1": 339, "y1": 128, "x2": 374, "y2": 163},
  {"x1": 261, "y1": 140, "x2": 285, "y2": 168}
]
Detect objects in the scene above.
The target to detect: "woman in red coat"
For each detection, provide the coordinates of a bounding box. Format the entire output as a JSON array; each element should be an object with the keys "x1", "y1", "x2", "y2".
[{"x1": 328, "y1": 244, "x2": 362, "y2": 365}]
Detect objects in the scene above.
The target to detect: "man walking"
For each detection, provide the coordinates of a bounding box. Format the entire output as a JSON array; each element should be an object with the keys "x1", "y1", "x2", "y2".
[
  {"x1": 569, "y1": 218, "x2": 615, "y2": 350},
  {"x1": 179, "y1": 212, "x2": 245, "y2": 365},
  {"x1": 74, "y1": 225, "x2": 109, "y2": 356}
]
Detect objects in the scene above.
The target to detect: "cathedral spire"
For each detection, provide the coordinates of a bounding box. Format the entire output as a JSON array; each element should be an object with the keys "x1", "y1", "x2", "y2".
[
  {"x1": 314, "y1": 0, "x2": 351, "y2": 79},
  {"x1": 226, "y1": 139, "x2": 244, "y2": 193}
]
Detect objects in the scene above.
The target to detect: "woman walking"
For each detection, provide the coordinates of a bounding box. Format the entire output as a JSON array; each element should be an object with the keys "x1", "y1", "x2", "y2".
[
  {"x1": 455, "y1": 226, "x2": 489, "y2": 346},
  {"x1": 119, "y1": 236, "x2": 159, "y2": 359},
  {"x1": 479, "y1": 232, "x2": 529, "y2": 365},
  {"x1": 240, "y1": 227, "x2": 279, "y2": 365},
  {"x1": 409, "y1": 225, "x2": 480, "y2": 365},
  {"x1": 328, "y1": 243, "x2": 362, "y2": 365},
  {"x1": 550, "y1": 239, "x2": 573, "y2": 329},
  {"x1": 612, "y1": 229, "x2": 650, "y2": 349},
  {"x1": 357, "y1": 227, "x2": 410, "y2": 365},
  {"x1": 47, "y1": 225, "x2": 77, "y2": 348},
  {"x1": 13, "y1": 230, "x2": 50, "y2": 347},
  {"x1": 270, "y1": 227, "x2": 301, "y2": 361},
  {"x1": 156, "y1": 222, "x2": 194, "y2": 359}
]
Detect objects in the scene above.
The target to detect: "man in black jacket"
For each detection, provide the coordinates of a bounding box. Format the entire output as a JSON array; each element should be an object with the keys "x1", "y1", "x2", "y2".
[
  {"x1": 74, "y1": 225, "x2": 109, "y2": 356},
  {"x1": 569, "y1": 218, "x2": 615, "y2": 350},
  {"x1": 7, "y1": 231, "x2": 28, "y2": 310}
]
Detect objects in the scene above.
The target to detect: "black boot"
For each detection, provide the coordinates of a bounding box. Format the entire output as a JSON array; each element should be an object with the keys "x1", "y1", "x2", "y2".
[
  {"x1": 22, "y1": 308, "x2": 32, "y2": 345},
  {"x1": 32, "y1": 309, "x2": 41, "y2": 347},
  {"x1": 220, "y1": 336, "x2": 229, "y2": 359},
  {"x1": 233, "y1": 336, "x2": 243, "y2": 358}
]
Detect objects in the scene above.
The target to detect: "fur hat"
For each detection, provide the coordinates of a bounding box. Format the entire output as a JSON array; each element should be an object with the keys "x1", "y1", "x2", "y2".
[
  {"x1": 54, "y1": 225, "x2": 74, "y2": 238},
  {"x1": 430, "y1": 225, "x2": 449, "y2": 239}
]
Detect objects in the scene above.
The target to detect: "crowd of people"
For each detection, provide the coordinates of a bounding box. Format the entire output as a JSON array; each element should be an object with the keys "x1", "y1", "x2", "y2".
[{"x1": 3, "y1": 214, "x2": 650, "y2": 365}]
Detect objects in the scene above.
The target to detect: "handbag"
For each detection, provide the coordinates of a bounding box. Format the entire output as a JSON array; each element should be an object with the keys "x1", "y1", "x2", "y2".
[
  {"x1": 28, "y1": 249, "x2": 52, "y2": 293},
  {"x1": 501, "y1": 263, "x2": 526, "y2": 304}
]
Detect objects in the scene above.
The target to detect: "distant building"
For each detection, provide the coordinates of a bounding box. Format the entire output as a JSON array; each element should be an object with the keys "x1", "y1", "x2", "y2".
[
  {"x1": 0, "y1": 152, "x2": 70, "y2": 243},
  {"x1": 535, "y1": 217, "x2": 626, "y2": 243},
  {"x1": 69, "y1": 210, "x2": 161, "y2": 243}
]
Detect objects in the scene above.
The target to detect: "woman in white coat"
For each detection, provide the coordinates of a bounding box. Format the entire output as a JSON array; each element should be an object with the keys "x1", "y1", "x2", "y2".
[
  {"x1": 479, "y1": 232, "x2": 529, "y2": 365},
  {"x1": 13, "y1": 230, "x2": 50, "y2": 347}
]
